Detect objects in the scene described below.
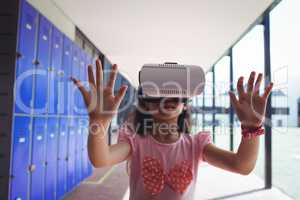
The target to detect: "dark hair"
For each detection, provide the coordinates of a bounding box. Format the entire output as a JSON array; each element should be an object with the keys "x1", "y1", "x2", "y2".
[{"x1": 128, "y1": 97, "x2": 192, "y2": 136}]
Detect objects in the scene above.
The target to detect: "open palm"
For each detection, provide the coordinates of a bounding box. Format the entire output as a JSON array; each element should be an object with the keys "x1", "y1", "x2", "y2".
[
  {"x1": 229, "y1": 72, "x2": 273, "y2": 129},
  {"x1": 71, "y1": 59, "x2": 128, "y2": 123}
]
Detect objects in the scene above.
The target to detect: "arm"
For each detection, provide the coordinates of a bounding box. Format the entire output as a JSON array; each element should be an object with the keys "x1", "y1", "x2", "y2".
[
  {"x1": 203, "y1": 72, "x2": 273, "y2": 175},
  {"x1": 72, "y1": 59, "x2": 131, "y2": 168},
  {"x1": 203, "y1": 137, "x2": 259, "y2": 175}
]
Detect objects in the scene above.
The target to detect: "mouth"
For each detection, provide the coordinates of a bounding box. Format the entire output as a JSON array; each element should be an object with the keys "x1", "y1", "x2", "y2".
[{"x1": 158, "y1": 104, "x2": 177, "y2": 114}]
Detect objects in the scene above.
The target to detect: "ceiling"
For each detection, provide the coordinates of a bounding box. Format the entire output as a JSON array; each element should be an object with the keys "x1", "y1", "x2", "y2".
[{"x1": 52, "y1": 0, "x2": 276, "y2": 87}]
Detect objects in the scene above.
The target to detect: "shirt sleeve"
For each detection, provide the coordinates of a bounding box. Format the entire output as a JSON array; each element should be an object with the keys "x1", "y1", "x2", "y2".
[
  {"x1": 194, "y1": 131, "x2": 212, "y2": 162},
  {"x1": 117, "y1": 125, "x2": 136, "y2": 154}
]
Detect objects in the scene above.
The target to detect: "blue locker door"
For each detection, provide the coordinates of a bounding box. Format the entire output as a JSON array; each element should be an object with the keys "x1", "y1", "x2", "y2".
[
  {"x1": 81, "y1": 118, "x2": 89, "y2": 178},
  {"x1": 77, "y1": 50, "x2": 84, "y2": 116},
  {"x1": 70, "y1": 45, "x2": 80, "y2": 116},
  {"x1": 67, "y1": 118, "x2": 76, "y2": 191},
  {"x1": 81, "y1": 52, "x2": 90, "y2": 116},
  {"x1": 30, "y1": 117, "x2": 46, "y2": 200},
  {"x1": 57, "y1": 117, "x2": 68, "y2": 199},
  {"x1": 10, "y1": 117, "x2": 31, "y2": 200},
  {"x1": 33, "y1": 15, "x2": 51, "y2": 114},
  {"x1": 61, "y1": 37, "x2": 73, "y2": 115},
  {"x1": 15, "y1": 1, "x2": 38, "y2": 114},
  {"x1": 49, "y1": 27, "x2": 63, "y2": 114},
  {"x1": 45, "y1": 117, "x2": 58, "y2": 200},
  {"x1": 75, "y1": 118, "x2": 83, "y2": 183}
]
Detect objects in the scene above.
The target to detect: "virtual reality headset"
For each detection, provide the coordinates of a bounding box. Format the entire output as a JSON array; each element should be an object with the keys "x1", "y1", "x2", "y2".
[{"x1": 138, "y1": 62, "x2": 205, "y2": 100}]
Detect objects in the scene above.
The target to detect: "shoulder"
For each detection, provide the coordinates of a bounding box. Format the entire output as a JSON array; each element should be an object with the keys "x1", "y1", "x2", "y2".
[
  {"x1": 190, "y1": 131, "x2": 213, "y2": 148},
  {"x1": 180, "y1": 131, "x2": 212, "y2": 146}
]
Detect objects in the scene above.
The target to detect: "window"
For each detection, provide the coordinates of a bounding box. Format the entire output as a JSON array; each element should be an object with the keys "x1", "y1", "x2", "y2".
[
  {"x1": 214, "y1": 56, "x2": 231, "y2": 150},
  {"x1": 270, "y1": 0, "x2": 300, "y2": 198},
  {"x1": 232, "y1": 25, "x2": 265, "y2": 185}
]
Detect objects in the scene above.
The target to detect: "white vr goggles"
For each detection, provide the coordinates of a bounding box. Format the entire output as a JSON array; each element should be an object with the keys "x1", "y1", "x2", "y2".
[{"x1": 138, "y1": 63, "x2": 206, "y2": 99}]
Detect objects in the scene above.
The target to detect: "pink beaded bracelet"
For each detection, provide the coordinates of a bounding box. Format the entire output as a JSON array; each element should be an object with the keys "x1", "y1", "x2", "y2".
[{"x1": 241, "y1": 125, "x2": 265, "y2": 139}]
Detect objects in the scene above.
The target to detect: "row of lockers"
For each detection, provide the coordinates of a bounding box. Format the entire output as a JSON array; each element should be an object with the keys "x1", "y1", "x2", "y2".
[
  {"x1": 10, "y1": 1, "x2": 95, "y2": 200},
  {"x1": 15, "y1": 0, "x2": 91, "y2": 116},
  {"x1": 10, "y1": 116, "x2": 92, "y2": 200}
]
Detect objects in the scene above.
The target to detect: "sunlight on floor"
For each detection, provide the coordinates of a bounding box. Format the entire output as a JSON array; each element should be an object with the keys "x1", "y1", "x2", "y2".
[{"x1": 122, "y1": 188, "x2": 130, "y2": 200}]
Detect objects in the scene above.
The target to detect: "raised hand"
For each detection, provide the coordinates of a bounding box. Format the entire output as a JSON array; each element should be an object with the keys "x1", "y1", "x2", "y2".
[
  {"x1": 71, "y1": 59, "x2": 128, "y2": 123},
  {"x1": 229, "y1": 71, "x2": 273, "y2": 129}
]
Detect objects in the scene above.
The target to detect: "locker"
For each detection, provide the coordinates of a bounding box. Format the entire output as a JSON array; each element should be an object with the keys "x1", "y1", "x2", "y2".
[
  {"x1": 87, "y1": 158, "x2": 93, "y2": 176},
  {"x1": 103, "y1": 57, "x2": 111, "y2": 85},
  {"x1": 75, "y1": 118, "x2": 83, "y2": 183},
  {"x1": 115, "y1": 74, "x2": 122, "y2": 91},
  {"x1": 10, "y1": 117, "x2": 31, "y2": 200},
  {"x1": 45, "y1": 117, "x2": 58, "y2": 200},
  {"x1": 30, "y1": 117, "x2": 46, "y2": 200},
  {"x1": 33, "y1": 15, "x2": 51, "y2": 114},
  {"x1": 70, "y1": 45, "x2": 80, "y2": 116},
  {"x1": 61, "y1": 37, "x2": 73, "y2": 115},
  {"x1": 15, "y1": 1, "x2": 38, "y2": 114},
  {"x1": 57, "y1": 118, "x2": 68, "y2": 199},
  {"x1": 78, "y1": 50, "x2": 88, "y2": 115},
  {"x1": 81, "y1": 118, "x2": 89, "y2": 178},
  {"x1": 67, "y1": 118, "x2": 76, "y2": 191},
  {"x1": 48, "y1": 27, "x2": 63, "y2": 114}
]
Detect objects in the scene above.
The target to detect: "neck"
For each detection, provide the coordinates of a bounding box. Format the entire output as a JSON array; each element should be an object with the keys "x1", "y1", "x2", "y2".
[{"x1": 151, "y1": 117, "x2": 180, "y2": 143}]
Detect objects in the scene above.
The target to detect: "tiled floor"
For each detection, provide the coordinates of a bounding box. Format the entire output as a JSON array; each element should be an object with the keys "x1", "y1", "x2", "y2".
[{"x1": 63, "y1": 162, "x2": 294, "y2": 200}]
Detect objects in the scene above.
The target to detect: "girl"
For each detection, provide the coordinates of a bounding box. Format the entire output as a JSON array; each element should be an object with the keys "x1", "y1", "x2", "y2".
[{"x1": 71, "y1": 59, "x2": 273, "y2": 200}]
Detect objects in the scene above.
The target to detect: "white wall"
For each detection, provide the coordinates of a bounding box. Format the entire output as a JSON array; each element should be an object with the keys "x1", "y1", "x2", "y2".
[{"x1": 27, "y1": 0, "x2": 75, "y2": 40}]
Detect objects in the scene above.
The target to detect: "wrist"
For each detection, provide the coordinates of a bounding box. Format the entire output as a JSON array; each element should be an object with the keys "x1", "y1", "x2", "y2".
[
  {"x1": 89, "y1": 117, "x2": 111, "y2": 125},
  {"x1": 241, "y1": 122, "x2": 262, "y2": 131},
  {"x1": 241, "y1": 125, "x2": 264, "y2": 139},
  {"x1": 241, "y1": 124, "x2": 262, "y2": 131},
  {"x1": 89, "y1": 118, "x2": 111, "y2": 134}
]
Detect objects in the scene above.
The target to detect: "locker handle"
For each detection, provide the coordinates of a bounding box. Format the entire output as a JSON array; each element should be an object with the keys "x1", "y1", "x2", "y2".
[
  {"x1": 48, "y1": 67, "x2": 54, "y2": 72},
  {"x1": 16, "y1": 52, "x2": 23, "y2": 59},
  {"x1": 33, "y1": 60, "x2": 40, "y2": 66},
  {"x1": 28, "y1": 164, "x2": 36, "y2": 172},
  {"x1": 58, "y1": 71, "x2": 64, "y2": 77}
]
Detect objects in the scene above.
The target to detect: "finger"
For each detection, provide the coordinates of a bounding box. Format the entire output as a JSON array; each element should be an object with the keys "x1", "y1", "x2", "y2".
[
  {"x1": 107, "y1": 64, "x2": 118, "y2": 91},
  {"x1": 71, "y1": 77, "x2": 90, "y2": 105},
  {"x1": 262, "y1": 82, "x2": 273, "y2": 99},
  {"x1": 254, "y1": 73, "x2": 263, "y2": 95},
  {"x1": 88, "y1": 65, "x2": 96, "y2": 88},
  {"x1": 229, "y1": 91, "x2": 239, "y2": 108},
  {"x1": 247, "y1": 71, "x2": 256, "y2": 93},
  {"x1": 237, "y1": 76, "x2": 245, "y2": 99},
  {"x1": 96, "y1": 59, "x2": 103, "y2": 91},
  {"x1": 114, "y1": 85, "x2": 128, "y2": 106}
]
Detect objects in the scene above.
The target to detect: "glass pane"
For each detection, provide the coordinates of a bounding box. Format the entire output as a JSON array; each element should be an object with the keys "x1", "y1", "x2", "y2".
[
  {"x1": 270, "y1": 0, "x2": 300, "y2": 199},
  {"x1": 204, "y1": 71, "x2": 213, "y2": 133},
  {"x1": 191, "y1": 94, "x2": 203, "y2": 134},
  {"x1": 214, "y1": 56, "x2": 231, "y2": 150},
  {"x1": 232, "y1": 25, "x2": 265, "y2": 187}
]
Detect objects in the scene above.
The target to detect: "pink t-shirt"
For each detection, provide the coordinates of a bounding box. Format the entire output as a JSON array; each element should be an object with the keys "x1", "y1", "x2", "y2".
[{"x1": 117, "y1": 125, "x2": 212, "y2": 200}]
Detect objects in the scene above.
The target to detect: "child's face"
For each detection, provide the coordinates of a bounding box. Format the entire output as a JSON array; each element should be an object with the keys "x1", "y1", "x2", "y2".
[{"x1": 144, "y1": 98, "x2": 185, "y2": 121}]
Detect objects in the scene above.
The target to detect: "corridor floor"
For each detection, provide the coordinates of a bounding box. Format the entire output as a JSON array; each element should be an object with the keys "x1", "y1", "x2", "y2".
[{"x1": 63, "y1": 162, "x2": 293, "y2": 200}]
